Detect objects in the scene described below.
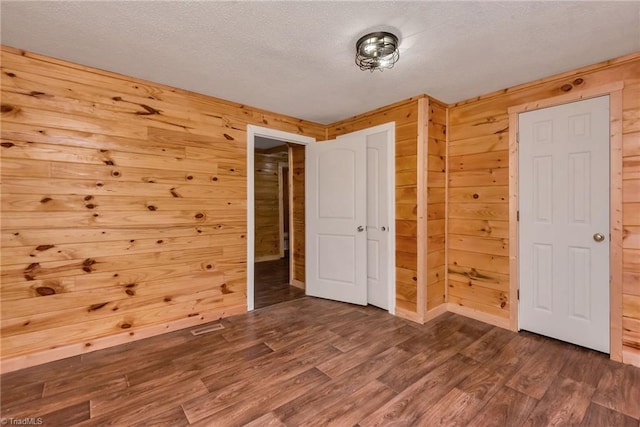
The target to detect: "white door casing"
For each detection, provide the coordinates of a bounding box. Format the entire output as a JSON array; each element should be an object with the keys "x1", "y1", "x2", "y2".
[
  {"x1": 306, "y1": 135, "x2": 368, "y2": 305},
  {"x1": 518, "y1": 95, "x2": 610, "y2": 353},
  {"x1": 366, "y1": 132, "x2": 390, "y2": 309},
  {"x1": 246, "y1": 125, "x2": 314, "y2": 311}
]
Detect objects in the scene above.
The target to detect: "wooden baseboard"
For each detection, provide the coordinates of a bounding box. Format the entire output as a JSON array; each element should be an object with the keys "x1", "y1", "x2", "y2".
[
  {"x1": 446, "y1": 303, "x2": 511, "y2": 330},
  {"x1": 623, "y1": 347, "x2": 640, "y2": 368},
  {"x1": 423, "y1": 303, "x2": 449, "y2": 323},
  {"x1": 0, "y1": 304, "x2": 246, "y2": 374},
  {"x1": 290, "y1": 279, "x2": 305, "y2": 290},
  {"x1": 255, "y1": 254, "x2": 282, "y2": 263},
  {"x1": 395, "y1": 306, "x2": 424, "y2": 324}
]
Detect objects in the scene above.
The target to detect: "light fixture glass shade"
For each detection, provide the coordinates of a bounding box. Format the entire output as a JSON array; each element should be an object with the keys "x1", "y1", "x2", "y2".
[{"x1": 355, "y1": 31, "x2": 399, "y2": 71}]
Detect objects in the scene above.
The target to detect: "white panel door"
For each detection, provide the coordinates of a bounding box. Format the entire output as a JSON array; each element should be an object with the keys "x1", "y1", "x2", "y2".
[
  {"x1": 306, "y1": 136, "x2": 367, "y2": 305},
  {"x1": 519, "y1": 95, "x2": 610, "y2": 353},
  {"x1": 366, "y1": 131, "x2": 389, "y2": 309}
]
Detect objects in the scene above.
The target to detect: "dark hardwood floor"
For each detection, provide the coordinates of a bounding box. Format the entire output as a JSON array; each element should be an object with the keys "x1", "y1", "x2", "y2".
[
  {"x1": 1, "y1": 297, "x2": 639, "y2": 426},
  {"x1": 254, "y1": 255, "x2": 305, "y2": 309}
]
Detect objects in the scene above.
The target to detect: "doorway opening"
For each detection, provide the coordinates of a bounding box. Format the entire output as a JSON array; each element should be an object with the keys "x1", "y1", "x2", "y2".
[
  {"x1": 247, "y1": 126, "x2": 314, "y2": 311},
  {"x1": 253, "y1": 137, "x2": 304, "y2": 309},
  {"x1": 247, "y1": 123, "x2": 395, "y2": 314}
]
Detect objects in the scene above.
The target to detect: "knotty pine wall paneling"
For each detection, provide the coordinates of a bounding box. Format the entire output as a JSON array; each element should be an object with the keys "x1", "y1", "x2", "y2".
[
  {"x1": 425, "y1": 99, "x2": 448, "y2": 313},
  {"x1": 448, "y1": 52, "x2": 640, "y2": 366},
  {"x1": 254, "y1": 146, "x2": 288, "y2": 261},
  {"x1": 0, "y1": 46, "x2": 325, "y2": 372},
  {"x1": 289, "y1": 143, "x2": 306, "y2": 287}
]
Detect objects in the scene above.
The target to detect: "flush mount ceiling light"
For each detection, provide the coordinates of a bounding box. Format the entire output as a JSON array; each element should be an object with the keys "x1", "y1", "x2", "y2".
[{"x1": 355, "y1": 31, "x2": 400, "y2": 72}]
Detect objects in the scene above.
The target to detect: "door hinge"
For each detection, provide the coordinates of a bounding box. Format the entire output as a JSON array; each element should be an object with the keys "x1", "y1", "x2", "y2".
[
  {"x1": 516, "y1": 132, "x2": 519, "y2": 143},
  {"x1": 517, "y1": 211, "x2": 519, "y2": 221},
  {"x1": 517, "y1": 289, "x2": 520, "y2": 300}
]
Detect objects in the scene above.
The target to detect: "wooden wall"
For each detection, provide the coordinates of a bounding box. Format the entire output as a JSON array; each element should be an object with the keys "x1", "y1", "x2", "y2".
[
  {"x1": 448, "y1": 53, "x2": 640, "y2": 366},
  {"x1": 0, "y1": 46, "x2": 325, "y2": 371},
  {"x1": 289, "y1": 143, "x2": 306, "y2": 287},
  {"x1": 425, "y1": 99, "x2": 448, "y2": 312},
  {"x1": 254, "y1": 146, "x2": 288, "y2": 261}
]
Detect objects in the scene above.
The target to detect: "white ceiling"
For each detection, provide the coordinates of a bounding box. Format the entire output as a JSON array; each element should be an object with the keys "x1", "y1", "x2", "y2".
[{"x1": 1, "y1": 1, "x2": 639, "y2": 124}]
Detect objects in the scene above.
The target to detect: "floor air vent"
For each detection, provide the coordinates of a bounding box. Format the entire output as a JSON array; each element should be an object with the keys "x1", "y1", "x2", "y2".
[{"x1": 190, "y1": 323, "x2": 225, "y2": 336}]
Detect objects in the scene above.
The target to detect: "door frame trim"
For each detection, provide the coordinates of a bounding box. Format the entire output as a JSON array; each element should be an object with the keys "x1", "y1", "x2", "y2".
[
  {"x1": 507, "y1": 81, "x2": 624, "y2": 361},
  {"x1": 247, "y1": 125, "x2": 315, "y2": 311}
]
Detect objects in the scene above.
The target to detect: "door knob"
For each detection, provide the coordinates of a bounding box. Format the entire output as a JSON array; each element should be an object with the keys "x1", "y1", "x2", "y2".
[
  {"x1": 357, "y1": 226, "x2": 365, "y2": 232},
  {"x1": 593, "y1": 233, "x2": 605, "y2": 242},
  {"x1": 381, "y1": 226, "x2": 387, "y2": 231}
]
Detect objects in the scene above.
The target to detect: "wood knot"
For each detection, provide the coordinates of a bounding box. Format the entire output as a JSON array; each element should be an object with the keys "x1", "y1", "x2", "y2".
[
  {"x1": 104, "y1": 160, "x2": 115, "y2": 166},
  {"x1": 221, "y1": 283, "x2": 232, "y2": 294},
  {"x1": 35, "y1": 286, "x2": 56, "y2": 296},
  {"x1": 500, "y1": 301, "x2": 507, "y2": 309},
  {"x1": 164, "y1": 296, "x2": 172, "y2": 302},
  {"x1": 186, "y1": 175, "x2": 193, "y2": 180},
  {"x1": 96, "y1": 182, "x2": 104, "y2": 187},
  {"x1": 573, "y1": 78, "x2": 584, "y2": 85},
  {"x1": 36, "y1": 244, "x2": 55, "y2": 251},
  {"x1": 223, "y1": 133, "x2": 234, "y2": 140},
  {"x1": 170, "y1": 188, "x2": 180, "y2": 198},
  {"x1": 195, "y1": 213, "x2": 205, "y2": 219},
  {"x1": 211, "y1": 177, "x2": 218, "y2": 182},
  {"x1": 84, "y1": 195, "x2": 94, "y2": 201},
  {"x1": 5, "y1": 72, "x2": 16, "y2": 77},
  {"x1": 82, "y1": 258, "x2": 96, "y2": 273},
  {"x1": 157, "y1": 240, "x2": 163, "y2": 244},
  {"x1": 560, "y1": 84, "x2": 573, "y2": 92},
  {"x1": 1, "y1": 104, "x2": 14, "y2": 113},
  {"x1": 86, "y1": 204, "x2": 96, "y2": 209},
  {"x1": 206, "y1": 264, "x2": 213, "y2": 270},
  {"x1": 24, "y1": 263, "x2": 40, "y2": 281},
  {"x1": 135, "y1": 104, "x2": 161, "y2": 116},
  {"x1": 1, "y1": 142, "x2": 15, "y2": 148},
  {"x1": 120, "y1": 323, "x2": 132, "y2": 329},
  {"x1": 112, "y1": 96, "x2": 122, "y2": 101},
  {"x1": 472, "y1": 193, "x2": 479, "y2": 199},
  {"x1": 88, "y1": 302, "x2": 108, "y2": 312},
  {"x1": 147, "y1": 205, "x2": 157, "y2": 211},
  {"x1": 40, "y1": 197, "x2": 52, "y2": 203},
  {"x1": 125, "y1": 289, "x2": 135, "y2": 296}
]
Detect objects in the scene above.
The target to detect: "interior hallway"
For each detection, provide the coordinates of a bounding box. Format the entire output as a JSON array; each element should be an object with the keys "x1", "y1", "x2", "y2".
[{"x1": 254, "y1": 254, "x2": 305, "y2": 310}]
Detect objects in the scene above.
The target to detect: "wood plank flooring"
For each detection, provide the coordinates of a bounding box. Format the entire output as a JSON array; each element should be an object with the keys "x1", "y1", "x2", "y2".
[
  {"x1": 1, "y1": 297, "x2": 639, "y2": 426},
  {"x1": 254, "y1": 255, "x2": 305, "y2": 309}
]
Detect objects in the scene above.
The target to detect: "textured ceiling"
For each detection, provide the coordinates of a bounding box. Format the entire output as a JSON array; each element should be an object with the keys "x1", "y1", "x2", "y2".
[{"x1": 1, "y1": 1, "x2": 639, "y2": 124}]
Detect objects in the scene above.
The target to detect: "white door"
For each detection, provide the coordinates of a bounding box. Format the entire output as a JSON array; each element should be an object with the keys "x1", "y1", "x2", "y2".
[
  {"x1": 306, "y1": 135, "x2": 367, "y2": 305},
  {"x1": 366, "y1": 132, "x2": 390, "y2": 309},
  {"x1": 519, "y1": 95, "x2": 610, "y2": 353}
]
